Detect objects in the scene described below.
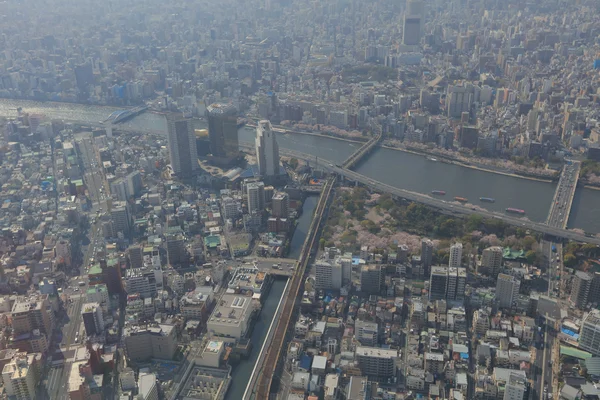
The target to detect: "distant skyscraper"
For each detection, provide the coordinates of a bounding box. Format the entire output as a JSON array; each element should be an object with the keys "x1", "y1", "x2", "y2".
[
  {"x1": 496, "y1": 273, "x2": 520, "y2": 309},
  {"x1": 447, "y1": 85, "x2": 474, "y2": 118},
  {"x1": 402, "y1": 0, "x2": 423, "y2": 46},
  {"x1": 255, "y1": 120, "x2": 280, "y2": 177},
  {"x1": 449, "y1": 242, "x2": 463, "y2": 269},
  {"x1": 206, "y1": 103, "x2": 238, "y2": 159},
  {"x1": 167, "y1": 116, "x2": 198, "y2": 177}
]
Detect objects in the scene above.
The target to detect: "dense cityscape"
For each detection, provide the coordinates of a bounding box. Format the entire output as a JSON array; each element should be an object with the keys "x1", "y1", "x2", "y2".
[{"x1": 2, "y1": 0, "x2": 600, "y2": 399}]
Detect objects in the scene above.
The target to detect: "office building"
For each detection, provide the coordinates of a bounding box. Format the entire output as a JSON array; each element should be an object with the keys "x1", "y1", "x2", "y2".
[
  {"x1": 167, "y1": 115, "x2": 199, "y2": 177},
  {"x1": 580, "y1": 310, "x2": 600, "y2": 356},
  {"x1": 271, "y1": 192, "x2": 289, "y2": 218},
  {"x1": 246, "y1": 181, "x2": 265, "y2": 213},
  {"x1": 128, "y1": 245, "x2": 144, "y2": 269},
  {"x1": 82, "y1": 302, "x2": 104, "y2": 336},
  {"x1": 206, "y1": 103, "x2": 238, "y2": 159},
  {"x1": 207, "y1": 294, "x2": 255, "y2": 339},
  {"x1": 2, "y1": 353, "x2": 38, "y2": 400},
  {"x1": 315, "y1": 260, "x2": 343, "y2": 290},
  {"x1": 11, "y1": 295, "x2": 53, "y2": 336},
  {"x1": 355, "y1": 320, "x2": 378, "y2": 347},
  {"x1": 447, "y1": 85, "x2": 473, "y2": 119},
  {"x1": 402, "y1": 0, "x2": 423, "y2": 46},
  {"x1": 482, "y1": 246, "x2": 503, "y2": 275},
  {"x1": 125, "y1": 267, "x2": 160, "y2": 298},
  {"x1": 429, "y1": 266, "x2": 448, "y2": 301},
  {"x1": 166, "y1": 233, "x2": 186, "y2": 266},
  {"x1": 110, "y1": 178, "x2": 129, "y2": 201},
  {"x1": 126, "y1": 170, "x2": 143, "y2": 197},
  {"x1": 124, "y1": 323, "x2": 177, "y2": 362},
  {"x1": 355, "y1": 346, "x2": 398, "y2": 379},
  {"x1": 138, "y1": 372, "x2": 159, "y2": 400},
  {"x1": 255, "y1": 120, "x2": 280, "y2": 177},
  {"x1": 421, "y1": 239, "x2": 434, "y2": 270},
  {"x1": 503, "y1": 372, "x2": 528, "y2": 400},
  {"x1": 496, "y1": 273, "x2": 520, "y2": 309},
  {"x1": 111, "y1": 201, "x2": 132, "y2": 237},
  {"x1": 449, "y1": 242, "x2": 463, "y2": 268},
  {"x1": 571, "y1": 271, "x2": 593, "y2": 309},
  {"x1": 447, "y1": 267, "x2": 467, "y2": 301},
  {"x1": 360, "y1": 265, "x2": 384, "y2": 295},
  {"x1": 86, "y1": 284, "x2": 110, "y2": 309}
]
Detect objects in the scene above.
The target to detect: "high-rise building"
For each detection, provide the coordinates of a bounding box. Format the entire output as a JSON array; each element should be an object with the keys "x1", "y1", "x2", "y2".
[
  {"x1": 355, "y1": 320, "x2": 378, "y2": 347},
  {"x1": 82, "y1": 302, "x2": 104, "y2": 336},
  {"x1": 447, "y1": 85, "x2": 474, "y2": 119},
  {"x1": 360, "y1": 265, "x2": 384, "y2": 295},
  {"x1": 2, "y1": 353, "x2": 38, "y2": 400},
  {"x1": 447, "y1": 267, "x2": 467, "y2": 301},
  {"x1": 482, "y1": 246, "x2": 503, "y2": 275},
  {"x1": 138, "y1": 372, "x2": 159, "y2": 400},
  {"x1": 571, "y1": 271, "x2": 593, "y2": 309},
  {"x1": 110, "y1": 178, "x2": 129, "y2": 202},
  {"x1": 503, "y1": 372, "x2": 528, "y2": 400},
  {"x1": 128, "y1": 245, "x2": 144, "y2": 269},
  {"x1": 315, "y1": 260, "x2": 343, "y2": 290},
  {"x1": 126, "y1": 171, "x2": 143, "y2": 197},
  {"x1": 580, "y1": 310, "x2": 600, "y2": 356},
  {"x1": 429, "y1": 266, "x2": 448, "y2": 301},
  {"x1": 271, "y1": 192, "x2": 289, "y2": 218},
  {"x1": 166, "y1": 233, "x2": 186, "y2": 266},
  {"x1": 11, "y1": 295, "x2": 53, "y2": 336},
  {"x1": 167, "y1": 115, "x2": 199, "y2": 177},
  {"x1": 206, "y1": 103, "x2": 238, "y2": 159},
  {"x1": 402, "y1": 0, "x2": 423, "y2": 46},
  {"x1": 496, "y1": 273, "x2": 520, "y2": 309},
  {"x1": 355, "y1": 347, "x2": 398, "y2": 379},
  {"x1": 421, "y1": 239, "x2": 434, "y2": 270},
  {"x1": 124, "y1": 323, "x2": 177, "y2": 362},
  {"x1": 449, "y1": 242, "x2": 463, "y2": 268},
  {"x1": 111, "y1": 201, "x2": 132, "y2": 237},
  {"x1": 246, "y1": 181, "x2": 265, "y2": 213},
  {"x1": 255, "y1": 120, "x2": 280, "y2": 177}
]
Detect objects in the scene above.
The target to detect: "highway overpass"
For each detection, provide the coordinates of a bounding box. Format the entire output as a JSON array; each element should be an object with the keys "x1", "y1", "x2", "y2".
[{"x1": 252, "y1": 146, "x2": 600, "y2": 245}]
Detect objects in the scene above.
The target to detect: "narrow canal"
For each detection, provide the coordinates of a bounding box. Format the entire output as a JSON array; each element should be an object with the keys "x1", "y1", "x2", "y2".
[{"x1": 224, "y1": 195, "x2": 318, "y2": 399}]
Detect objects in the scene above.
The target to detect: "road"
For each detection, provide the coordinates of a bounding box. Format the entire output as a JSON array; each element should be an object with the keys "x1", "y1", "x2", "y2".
[
  {"x1": 547, "y1": 162, "x2": 580, "y2": 229},
  {"x1": 39, "y1": 134, "x2": 105, "y2": 400},
  {"x1": 241, "y1": 145, "x2": 600, "y2": 245}
]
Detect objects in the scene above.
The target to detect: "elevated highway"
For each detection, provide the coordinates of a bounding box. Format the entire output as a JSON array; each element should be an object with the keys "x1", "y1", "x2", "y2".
[
  {"x1": 244, "y1": 177, "x2": 336, "y2": 399},
  {"x1": 260, "y1": 147, "x2": 600, "y2": 245}
]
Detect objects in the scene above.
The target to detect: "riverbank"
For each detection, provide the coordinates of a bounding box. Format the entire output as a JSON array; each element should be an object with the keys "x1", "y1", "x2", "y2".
[
  {"x1": 245, "y1": 122, "x2": 365, "y2": 144},
  {"x1": 379, "y1": 143, "x2": 556, "y2": 183}
]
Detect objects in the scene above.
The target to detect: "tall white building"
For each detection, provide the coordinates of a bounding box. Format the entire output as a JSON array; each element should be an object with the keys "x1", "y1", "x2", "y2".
[
  {"x1": 246, "y1": 181, "x2": 265, "y2": 213},
  {"x1": 503, "y1": 372, "x2": 528, "y2": 400},
  {"x1": 167, "y1": 115, "x2": 199, "y2": 177},
  {"x1": 449, "y1": 242, "x2": 463, "y2": 268},
  {"x1": 255, "y1": 120, "x2": 280, "y2": 177},
  {"x1": 496, "y1": 273, "x2": 520, "y2": 309},
  {"x1": 579, "y1": 309, "x2": 600, "y2": 356},
  {"x1": 315, "y1": 260, "x2": 343, "y2": 290},
  {"x1": 2, "y1": 353, "x2": 37, "y2": 400}
]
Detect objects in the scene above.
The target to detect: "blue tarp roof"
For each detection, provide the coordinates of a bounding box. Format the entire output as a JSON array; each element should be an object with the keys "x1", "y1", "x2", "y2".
[
  {"x1": 460, "y1": 353, "x2": 469, "y2": 359},
  {"x1": 562, "y1": 328, "x2": 580, "y2": 339},
  {"x1": 300, "y1": 354, "x2": 311, "y2": 370}
]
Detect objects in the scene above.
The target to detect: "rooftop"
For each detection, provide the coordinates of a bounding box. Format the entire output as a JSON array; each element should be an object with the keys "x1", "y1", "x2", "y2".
[{"x1": 355, "y1": 346, "x2": 398, "y2": 359}]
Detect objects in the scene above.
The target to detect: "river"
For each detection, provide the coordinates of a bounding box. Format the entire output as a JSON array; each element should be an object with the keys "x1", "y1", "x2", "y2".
[{"x1": 1, "y1": 99, "x2": 599, "y2": 232}]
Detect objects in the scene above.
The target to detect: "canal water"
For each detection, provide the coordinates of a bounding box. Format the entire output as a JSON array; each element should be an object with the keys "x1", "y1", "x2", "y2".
[
  {"x1": 1, "y1": 99, "x2": 599, "y2": 232},
  {"x1": 224, "y1": 194, "x2": 318, "y2": 400}
]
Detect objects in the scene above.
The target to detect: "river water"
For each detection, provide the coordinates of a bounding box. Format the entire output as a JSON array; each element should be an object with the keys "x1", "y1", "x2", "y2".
[{"x1": 1, "y1": 99, "x2": 599, "y2": 232}]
